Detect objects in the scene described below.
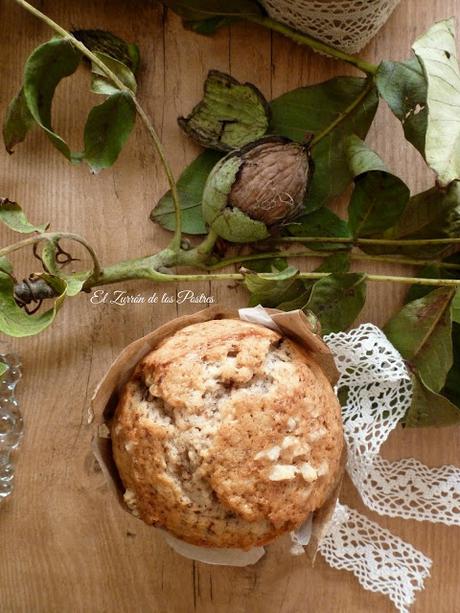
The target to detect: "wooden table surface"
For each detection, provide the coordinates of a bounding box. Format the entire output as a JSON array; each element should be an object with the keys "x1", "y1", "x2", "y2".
[{"x1": 1, "y1": 1, "x2": 460, "y2": 611}]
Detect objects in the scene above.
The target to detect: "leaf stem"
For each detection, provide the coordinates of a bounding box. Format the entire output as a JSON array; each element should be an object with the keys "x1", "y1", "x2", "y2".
[
  {"x1": 208, "y1": 249, "x2": 460, "y2": 271},
  {"x1": 276, "y1": 236, "x2": 460, "y2": 246},
  {"x1": 13, "y1": 0, "x2": 182, "y2": 251},
  {"x1": 143, "y1": 270, "x2": 460, "y2": 287},
  {"x1": 310, "y1": 79, "x2": 375, "y2": 146},
  {"x1": 177, "y1": 228, "x2": 219, "y2": 266},
  {"x1": 246, "y1": 15, "x2": 378, "y2": 76}
]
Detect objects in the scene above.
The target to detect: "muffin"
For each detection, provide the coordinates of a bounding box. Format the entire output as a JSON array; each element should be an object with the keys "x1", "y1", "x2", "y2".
[{"x1": 111, "y1": 318, "x2": 343, "y2": 549}]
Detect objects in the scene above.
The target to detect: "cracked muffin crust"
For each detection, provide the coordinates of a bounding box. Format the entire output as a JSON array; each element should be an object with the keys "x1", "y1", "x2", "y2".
[{"x1": 111, "y1": 318, "x2": 344, "y2": 549}]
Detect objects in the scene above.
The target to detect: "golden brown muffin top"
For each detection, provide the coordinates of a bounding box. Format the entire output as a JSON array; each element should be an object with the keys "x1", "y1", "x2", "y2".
[{"x1": 111, "y1": 319, "x2": 343, "y2": 549}]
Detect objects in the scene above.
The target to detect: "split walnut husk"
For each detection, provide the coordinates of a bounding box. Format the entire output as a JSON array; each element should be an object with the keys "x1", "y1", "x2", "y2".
[
  {"x1": 91, "y1": 306, "x2": 344, "y2": 565},
  {"x1": 178, "y1": 70, "x2": 270, "y2": 151},
  {"x1": 71, "y1": 29, "x2": 140, "y2": 72},
  {"x1": 202, "y1": 136, "x2": 311, "y2": 242}
]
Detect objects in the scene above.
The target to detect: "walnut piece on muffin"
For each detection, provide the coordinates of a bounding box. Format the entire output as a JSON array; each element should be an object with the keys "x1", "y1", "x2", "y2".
[{"x1": 111, "y1": 318, "x2": 344, "y2": 550}]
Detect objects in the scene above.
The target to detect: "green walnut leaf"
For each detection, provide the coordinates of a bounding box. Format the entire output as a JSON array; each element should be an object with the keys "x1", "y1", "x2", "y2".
[
  {"x1": 23, "y1": 38, "x2": 82, "y2": 161},
  {"x1": 83, "y1": 92, "x2": 136, "y2": 173},
  {"x1": 3, "y1": 88, "x2": 35, "y2": 153},
  {"x1": 405, "y1": 265, "x2": 447, "y2": 303},
  {"x1": 178, "y1": 71, "x2": 270, "y2": 151},
  {"x1": 452, "y1": 290, "x2": 460, "y2": 325},
  {"x1": 346, "y1": 136, "x2": 410, "y2": 237},
  {"x1": 270, "y1": 77, "x2": 379, "y2": 211},
  {"x1": 0, "y1": 256, "x2": 13, "y2": 275},
  {"x1": 276, "y1": 253, "x2": 351, "y2": 312},
  {"x1": 443, "y1": 322, "x2": 460, "y2": 406},
  {"x1": 90, "y1": 52, "x2": 137, "y2": 95},
  {"x1": 202, "y1": 153, "x2": 269, "y2": 242},
  {"x1": 240, "y1": 257, "x2": 289, "y2": 274},
  {"x1": 405, "y1": 255, "x2": 460, "y2": 305},
  {"x1": 364, "y1": 182, "x2": 460, "y2": 258},
  {"x1": 0, "y1": 199, "x2": 47, "y2": 234},
  {"x1": 394, "y1": 183, "x2": 460, "y2": 253},
  {"x1": 243, "y1": 266, "x2": 305, "y2": 307},
  {"x1": 384, "y1": 287, "x2": 455, "y2": 393},
  {"x1": 375, "y1": 57, "x2": 427, "y2": 158},
  {"x1": 71, "y1": 29, "x2": 140, "y2": 73},
  {"x1": 306, "y1": 273, "x2": 367, "y2": 334},
  {"x1": 413, "y1": 19, "x2": 460, "y2": 186},
  {"x1": 0, "y1": 363, "x2": 8, "y2": 377},
  {"x1": 152, "y1": 149, "x2": 223, "y2": 235},
  {"x1": 315, "y1": 252, "x2": 351, "y2": 273},
  {"x1": 287, "y1": 207, "x2": 352, "y2": 250},
  {"x1": 161, "y1": 0, "x2": 263, "y2": 20},
  {"x1": 276, "y1": 290, "x2": 312, "y2": 312},
  {"x1": 0, "y1": 272, "x2": 66, "y2": 338},
  {"x1": 405, "y1": 373, "x2": 460, "y2": 428},
  {"x1": 183, "y1": 16, "x2": 235, "y2": 35}
]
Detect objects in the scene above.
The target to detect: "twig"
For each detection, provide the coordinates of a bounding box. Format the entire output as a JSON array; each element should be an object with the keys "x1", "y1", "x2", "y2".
[
  {"x1": 247, "y1": 15, "x2": 378, "y2": 76},
  {"x1": 0, "y1": 232, "x2": 101, "y2": 279},
  {"x1": 276, "y1": 236, "x2": 460, "y2": 246},
  {"x1": 208, "y1": 249, "x2": 460, "y2": 271}
]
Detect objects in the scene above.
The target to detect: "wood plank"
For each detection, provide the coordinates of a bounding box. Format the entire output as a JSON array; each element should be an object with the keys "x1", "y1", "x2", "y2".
[{"x1": 0, "y1": 1, "x2": 459, "y2": 612}]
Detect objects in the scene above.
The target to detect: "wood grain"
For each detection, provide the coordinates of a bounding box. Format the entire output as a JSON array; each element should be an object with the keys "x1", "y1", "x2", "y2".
[{"x1": 1, "y1": 1, "x2": 459, "y2": 611}]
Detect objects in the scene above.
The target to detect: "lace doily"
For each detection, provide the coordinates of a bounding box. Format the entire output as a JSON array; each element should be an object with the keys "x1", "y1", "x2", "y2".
[{"x1": 260, "y1": 0, "x2": 401, "y2": 53}]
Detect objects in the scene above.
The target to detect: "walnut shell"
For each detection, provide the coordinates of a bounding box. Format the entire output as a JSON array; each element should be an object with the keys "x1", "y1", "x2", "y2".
[{"x1": 230, "y1": 137, "x2": 309, "y2": 225}]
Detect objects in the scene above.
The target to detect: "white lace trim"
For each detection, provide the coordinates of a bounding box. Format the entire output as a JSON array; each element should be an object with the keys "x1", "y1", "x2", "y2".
[
  {"x1": 318, "y1": 323, "x2": 460, "y2": 611},
  {"x1": 319, "y1": 503, "x2": 432, "y2": 613},
  {"x1": 260, "y1": 0, "x2": 401, "y2": 53},
  {"x1": 326, "y1": 324, "x2": 460, "y2": 527}
]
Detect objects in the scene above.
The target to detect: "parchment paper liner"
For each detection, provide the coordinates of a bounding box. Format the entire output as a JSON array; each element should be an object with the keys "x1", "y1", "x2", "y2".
[{"x1": 91, "y1": 305, "x2": 346, "y2": 566}]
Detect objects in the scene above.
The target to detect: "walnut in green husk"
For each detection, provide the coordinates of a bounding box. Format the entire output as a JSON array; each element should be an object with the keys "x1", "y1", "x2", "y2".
[{"x1": 202, "y1": 136, "x2": 310, "y2": 242}]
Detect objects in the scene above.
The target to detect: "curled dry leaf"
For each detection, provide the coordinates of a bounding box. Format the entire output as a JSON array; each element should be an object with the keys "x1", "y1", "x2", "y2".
[
  {"x1": 413, "y1": 19, "x2": 460, "y2": 186},
  {"x1": 23, "y1": 38, "x2": 82, "y2": 161},
  {"x1": 0, "y1": 199, "x2": 47, "y2": 234},
  {"x1": 83, "y1": 92, "x2": 136, "y2": 173},
  {"x1": 375, "y1": 57, "x2": 427, "y2": 158},
  {"x1": 2, "y1": 89, "x2": 35, "y2": 154},
  {"x1": 0, "y1": 271, "x2": 67, "y2": 338}
]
